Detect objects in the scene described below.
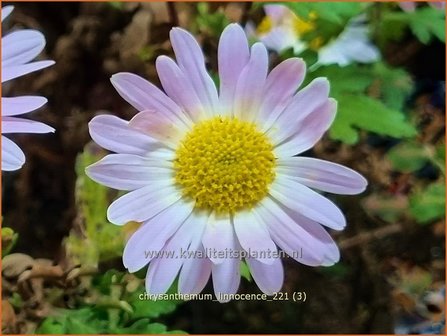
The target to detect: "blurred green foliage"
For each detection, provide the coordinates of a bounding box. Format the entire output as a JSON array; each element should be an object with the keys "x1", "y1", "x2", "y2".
[
  {"x1": 36, "y1": 270, "x2": 185, "y2": 334},
  {"x1": 1, "y1": 227, "x2": 18, "y2": 256},
  {"x1": 64, "y1": 148, "x2": 125, "y2": 267}
]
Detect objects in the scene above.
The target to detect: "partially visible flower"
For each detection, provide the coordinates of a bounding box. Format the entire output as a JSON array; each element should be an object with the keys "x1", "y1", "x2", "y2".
[
  {"x1": 317, "y1": 16, "x2": 381, "y2": 67},
  {"x1": 247, "y1": 4, "x2": 380, "y2": 67},
  {"x1": 1, "y1": 6, "x2": 55, "y2": 171},
  {"x1": 399, "y1": 1, "x2": 445, "y2": 12},
  {"x1": 245, "y1": 5, "x2": 310, "y2": 54},
  {"x1": 87, "y1": 24, "x2": 367, "y2": 301}
]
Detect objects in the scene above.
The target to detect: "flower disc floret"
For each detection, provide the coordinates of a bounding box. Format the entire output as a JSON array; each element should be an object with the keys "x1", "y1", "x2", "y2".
[{"x1": 174, "y1": 116, "x2": 276, "y2": 214}]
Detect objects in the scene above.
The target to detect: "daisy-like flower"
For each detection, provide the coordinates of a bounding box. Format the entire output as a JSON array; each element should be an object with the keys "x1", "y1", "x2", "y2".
[
  {"x1": 317, "y1": 15, "x2": 380, "y2": 67},
  {"x1": 1, "y1": 6, "x2": 55, "y2": 171},
  {"x1": 245, "y1": 4, "x2": 310, "y2": 54},
  {"x1": 398, "y1": 1, "x2": 446, "y2": 12},
  {"x1": 86, "y1": 24, "x2": 367, "y2": 301},
  {"x1": 248, "y1": 4, "x2": 380, "y2": 67}
]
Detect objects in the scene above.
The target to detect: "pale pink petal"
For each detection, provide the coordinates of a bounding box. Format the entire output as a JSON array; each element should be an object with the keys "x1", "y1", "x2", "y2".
[
  {"x1": 107, "y1": 182, "x2": 182, "y2": 225},
  {"x1": 128, "y1": 110, "x2": 184, "y2": 149},
  {"x1": 285, "y1": 209, "x2": 340, "y2": 266},
  {"x1": 202, "y1": 214, "x2": 234, "y2": 264},
  {"x1": 264, "y1": 4, "x2": 290, "y2": 23},
  {"x1": 179, "y1": 244, "x2": 212, "y2": 295},
  {"x1": 268, "y1": 78, "x2": 330, "y2": 144},
  {"x1": 255, "y1": 197, "x2": 332, "y2": 266},
  {"x1": 145, "y1": 210, "x2": 203, "y2": 294},
  {"x1": 274, "y1": 98, "x2": 337, "y2": 157},
  {"x1": 259, "y1": 26, "x2": 298, "y2": 53},
  {"x1": 233, "y1": 210, "x2": 277, "y2": 265},
  {"x1": 2, "y1": 6, "x2": 14, "y2": 22},
  {"x1": 110, "y1": 73, "x2": 192, "y2": 128},
  {"x1": 246, "y1": 257, "x2": 283, "y2": 295},
  {"x1": 1, "y1": 136, "x2": 25, "y2": 171},
  {"x1": 2, "y1": 60, "x2": 54, "y2": 83},
  {"x1": 2, "y1": 30, "x2": 45, "y2": 67},
  {"x1": 170, "y1": 28, "x2": 219, "y2": 115},
  {"x1": 212, "y1": 256, "x2": 241, "y2": 302},
  {"x1": 399, "y1": 2, "x2": 416, "y2": 11},
  {"x1": 258, "y1": 58, "x2": 306, "y2": 131},
  {"x1": 86, "y1": 154, "x2": 172, "y2": 191},
  {"x1": 2, "y1": 117, "x2": 54, "y2": 134},
  {"x1": 430, "y1": 2, "x2": 446, "y2": 10},
  {"x1": 277, "y1": 157, "x2": 367, "y2": 195},
  {"x1": 218, "y1": 23, "x2": 250, "y2": 115},
  {"x1": 88, "y1": 114, "x2": 159, "y2": 155},
  {"x1": 156, "y1": 56, "x2": 207, "y2": 122},
  {"x1": 2, "y1": 96, "x2": 48, "y2": 116},
  {"x1": 269, "y1": 176, "x2": 346, "y2": 230},
  {"x1": 122, "y1": 200, "x2": 194, "y2": 272},
  {"x1": 233, "y1": 43, "x2": 268, "y2": 122}
]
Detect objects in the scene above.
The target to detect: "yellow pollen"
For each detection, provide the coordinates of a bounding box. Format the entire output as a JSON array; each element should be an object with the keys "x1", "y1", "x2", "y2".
[
  {"x1": 293, "y1": 16, "x2": 316, "y2": 35},
  {"x1": 174, "y1": 117, "x2": 276, "y2": 214}
]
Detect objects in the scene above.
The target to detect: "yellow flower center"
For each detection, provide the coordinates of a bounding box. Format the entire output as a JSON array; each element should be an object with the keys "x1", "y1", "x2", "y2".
[
  {"x1": 257, "y1": 17, "x2": 273, "y2": 35},
  {"x1": 293, "y1": 16, "x2": 315, "y2": 35},
  {"x1": 174, "y1": 117, "x2": 276, "y2": 214}
]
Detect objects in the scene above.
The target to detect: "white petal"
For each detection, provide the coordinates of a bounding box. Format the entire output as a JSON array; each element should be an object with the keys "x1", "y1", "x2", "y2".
[
  {"x1": 233, "y1": 209, "x2": 277, "y2": 264},
  {"x1": 2, "y1": 6, "x2": 14, "y2": 22},
  {"x1": 212, "y1": 256, "x2": 241, "y2": 302},
  {"x1": 276, "y1": 157, "x2": 367, "y2": 195},
  {"x1": 202, "y1": 214, "x2": 234, "y2": 264},
  {"x1": 86, "y1": 153, "x2": 172, "y2": 191},
  {"x1": 156, "y1": 56, "x2": 207, "y2": 122},
  {"x1": 246, "y1": 257, "x2": 283, "y2": 295},
  {"x1": 274, "y1": 98, "x2": 337, "y2": 157},
  {"x1": 88, "y1": 114, "x2": 159, "y2": 155},
  {"x1": 269, "y1": 177, "x2": 346, "y2": 230},
  {"x1": 218, "y1": 23, "x2": 250, "y2": 115},
  {"x1": 107, "y1": 182, "x2": 182, "y2": 225},
  {"x1": 2, "y1": 117, "x2": 54, "y2": 134},
  {"x1": 1, "y1": 136, "x2": 25, "y2": 171},
  {"x1": 110, "y1": 72, "x2": 192, "y2": 128},
  {"x1": 2, "y1": 60, "x2": 54, "y2": 83},
  {"x1": 2, "y1": 30, "x2": 45, "y2": 67},
  {"x1": 179, "y1": 211, "x2": 212, "y2": 294},
  {"x1": 258, "y1": 58, "x2": 306, "y2": 132},
  {"x1": 145, "y1": 210, "x2": 204, "y2": 294},
  {"x1": 122, "y1": 200, "x2": 194, "y2": 272},
  {"x1": 170, "y1": 28, "x2": 219, "y2": 116},
  {"x1": 233, "y1": 43, "x2": 268, "y2": 122},
  {"x1": 2, "y1": 96, "x2": 48, "y2": 116},
  {"x1": 268, "y1": 78, "x2": 330, "y2": 145}
]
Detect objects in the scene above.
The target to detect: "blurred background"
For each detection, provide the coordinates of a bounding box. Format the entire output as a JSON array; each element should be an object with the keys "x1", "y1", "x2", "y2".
[{"x1": 1, "y1": 1, "x2": 445, "y2": 334}]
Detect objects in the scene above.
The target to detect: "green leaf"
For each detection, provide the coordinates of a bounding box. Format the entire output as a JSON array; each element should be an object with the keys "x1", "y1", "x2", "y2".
[
  {"x1": 387, "y1": 142, "x2": 429, "y2": 172},
  {"x1": 410, "y1": 182, "x2": 445, "y2": 224},
  {"x1": 240, "y1": 260, "x2": 252, "y2": 281},
  {"x1": 36, "y1": 318, "x2": 66, "y2": 334},
  {"x1": 372, "y1": 62, "x2": 412, "y2": 110},
  {"x1": 309, "y1": 64, "x2": 374, "y2": 94},
  {"x1": 1, "y1": 227, "x2": 18, "y2": 256},
  {"x1": 284, "y1": 2, "x2": 363, "y2": 24},
  {"x1": 407, "y1": 7, "x2": 445, "y2": 44},
  {"x1": 330, "y1": 94, "x2": 417, "y2": 144}
]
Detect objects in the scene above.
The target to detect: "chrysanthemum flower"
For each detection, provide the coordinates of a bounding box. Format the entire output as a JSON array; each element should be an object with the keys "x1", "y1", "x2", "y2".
[
  {"x1": 398, "y1": 1, "x2": 445, "y2": 12},
  {"x1": 1, "y1": 6, "x2": 55, "y2": 171},
  {"x1": 247, "y1": 4, "x2": 380, "y2": 67},
  {"x1": 87, "y1": 24, "x2": 367, "y2": 301}
]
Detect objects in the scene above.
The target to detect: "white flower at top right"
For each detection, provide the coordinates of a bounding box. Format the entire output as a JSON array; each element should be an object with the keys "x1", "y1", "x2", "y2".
[
  {"x1": 317, "y1": 15, "x2": 381, "y2": 67},
  {"x1": 249, "y1": 5, "x2": 380, "y2": 67}
]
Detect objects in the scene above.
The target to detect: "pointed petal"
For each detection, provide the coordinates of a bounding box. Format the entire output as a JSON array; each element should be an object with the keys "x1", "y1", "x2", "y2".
[
  {"x1": 170, "y1": 28, "x2": 219, "y2": 116},
  {"x1": 2, "y1": 96, "x2": 48, "y2": 116},
  {"x1": 107, "y1": 182, "x2": 182, "y2": 225},
  {"x1": 277, "y1": 157, "x2": 367, "y2": 195},
  {"x1": 123, "y1": 200, "x2": 194, "y2": 272}
]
